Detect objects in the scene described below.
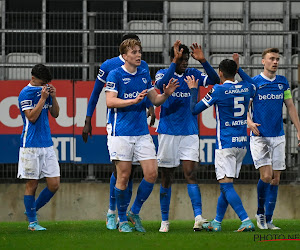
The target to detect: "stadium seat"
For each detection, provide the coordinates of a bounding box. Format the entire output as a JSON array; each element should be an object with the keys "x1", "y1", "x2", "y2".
[
  {"x1": 250, "y1": 54, "x2": 285, "y2": 77},
  {"x1": 128, "y1": 20, "x2": 163, "y2": 52},
  {"x1": 168, "y1": 21, "x2": 204, "y2": 65},
  {"x1": 6, "y1": 53, "x2": 42, "y2": 80},
  {"x1": 209, "y1": 54, "x2": 245, "y2": 81},
  {"x1": 250, "y1": 2, "x2": 284, "y2": 19},
  {"x1": 169, "y1": 2, "x2": 203, "y2": 19},
  {"x1": 250, "y1": 21, "x2": 284, "y2": 53},
  {"x1": 209, "y1": 21, "x2": 243, "y2": 53},
  {"x1": 210, "y1": 2, "x2": 243, "y2": 19},
  {"x1": 291, "y1": 2, "x2": 300, "y2": 18}
]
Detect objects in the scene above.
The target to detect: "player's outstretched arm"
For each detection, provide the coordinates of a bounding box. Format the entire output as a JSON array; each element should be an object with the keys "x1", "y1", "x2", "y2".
[
  {"x1": 285, "y1": 98, "x2": 300, "y2": 146},
  {"x1": 106, "y1": 90, "x2": 147, "y2": 108},
  {"x1": 148, "y1": 78, "x2": 179, "y2": 106},
  {"x1": 233, "y1": 53, "x2": 255, "y2": 84}
]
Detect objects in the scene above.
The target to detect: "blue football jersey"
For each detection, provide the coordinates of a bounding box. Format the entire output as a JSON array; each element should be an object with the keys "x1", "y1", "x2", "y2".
[
  {"x1": 86, "y1": 55, "x2": 150, "y2": 117},
  {"x1": 105, "y1": 66, "x2": 154, "y2": 136},
  {"x1": 194, "y1": 80, "x2": 256, "y2": 149},
  {"x1": 251, "y1": 73, "x2": 290, "y2": 137},
  {"x1": 18, "y1": 84, "x2": 53, "y2": 148},
  {"x1": 155, "y1": 65, "x2": 215, "y2": 135}
]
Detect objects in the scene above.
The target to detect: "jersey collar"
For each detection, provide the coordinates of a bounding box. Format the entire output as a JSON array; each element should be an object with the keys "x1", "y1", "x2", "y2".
[
  {"x1": 174, "y1": 72, "x2": 184, "y2": 77},
  {"x1": 119, "y1": 54, "x2": 125, "y2": 63},
  {"x1": 28, "y1": 83, "x2": 42, "y2": 88},
  {"x1": 224, "y1": 80, "x2": 239, "y2": 84},
  {"x1": 121, "y1": 65, "x2": 137, "y2": 75},
  {"x1": 260, "y1": 72, "x2": 276, "y2": 82}
]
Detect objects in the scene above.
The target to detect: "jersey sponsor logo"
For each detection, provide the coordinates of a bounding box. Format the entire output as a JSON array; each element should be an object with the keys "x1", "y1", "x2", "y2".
[
  {"x1": 122, "y1": 78, "x2": 131, "y2": 85},
  {"x1": 278, "y1": 84, "x2": 283, "y2": 90},
  {"x1": 171, "y1": 91, "x2": 191, "y2": 98},
  {"x1": 20, "y1": 100, "x2": 32, "y2": 110},
  {"x1": 225, "y1": 88, "x2": 249, "y2": 94},
  {"x1": 124, "y1": 91, "x2": 140, "y2": 99},
  {"x1": 142, "y1": 78, "x2": 147, "y2": 84},
  {"x1": 258, "y1": 93, "x2": 283, "y2": 100},
  {"x1": 232, "y1": 136, "x2": 247, "y2": 142},
  {"x1": 98, "y1": 69, "x2": 105, "y2": 77},
  {"x1": 106, "y1": 81, "x2": 115, "y2": 89},
  {"x1": 155, "y1": 73, "x2": 164, "y2": 82}
]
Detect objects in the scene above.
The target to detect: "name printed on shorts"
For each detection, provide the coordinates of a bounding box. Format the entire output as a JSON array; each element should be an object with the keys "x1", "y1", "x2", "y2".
[{"x1": 232, "y1": 136, "x2": 247, "y2": 143}]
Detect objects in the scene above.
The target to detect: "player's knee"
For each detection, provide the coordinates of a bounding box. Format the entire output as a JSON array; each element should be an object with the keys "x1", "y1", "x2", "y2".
[
  {"x1": 145, "y1": 169, "x2": 158, "y2": 183},
  {"x1": 271, "y1": 178, "x2": 280, "y2": 185},
  {"x1": 260, "y1": 174, "x2": 272, "y2": 183},
  {"x1": 184, "y1": 171, "x2": 196, "y2": 183}
]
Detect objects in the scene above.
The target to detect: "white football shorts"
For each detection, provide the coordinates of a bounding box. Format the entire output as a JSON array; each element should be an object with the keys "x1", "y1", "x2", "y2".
[
  {"x1": 106, "y1": 124, "x2": 140, "y2": 165},
  {"x1": 17, "y1": 146, "x2": 60, "y2": 179},
  {"x1": 157, "y1": 134, "x2": 199, "y2": 168},
  {"x1": 250, "y1": 135, "x2": 286, "y2": 170},
  {"x1": 214, "y1": 147, "x2": 247, "y2": 180},
  {"x1": 109, "y1": 134, "x2": 156, "y2": 162}
]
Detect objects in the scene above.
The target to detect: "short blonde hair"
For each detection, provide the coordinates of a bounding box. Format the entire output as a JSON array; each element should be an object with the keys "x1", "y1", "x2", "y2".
[
  {"x1": 262, "y1": 48, "x2": 279, "y2": 58},
  {"x1": 119, "y1": 39, "x2": 142, "y2": 55}
]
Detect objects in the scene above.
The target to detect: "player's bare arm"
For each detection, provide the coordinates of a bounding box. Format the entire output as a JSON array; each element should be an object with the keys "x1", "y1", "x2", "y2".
[
  {"x1": 247, "y1": 100, "x2": 261, "y2": 136},
  {"x1": 82, "y1": 116, "x2": 92, "y2": 143},
  {"x1": 184, "y1": 75, "x2": 199, "y2": 89},
  {"x1": 284, "y1": 98, "x2": 300, "y2": 146},
  {"x1": 190, "y1": 43, "x2": 206, "y2": 63},
  {"x1": 147, "y1": 106, "x2": 156, "y2": 127},
  {"x1": 148, "y1": 78, "x2": 179, "y2": 106},
  {"x1": 48, "y1": 84, "x2": 60, "y2": 118},
  {"x1": 106, "y1": 89, "x2": 147, "y2": 108},
  {"x1": 24, "y1": 86, "x2": 49, "y2": 123}
]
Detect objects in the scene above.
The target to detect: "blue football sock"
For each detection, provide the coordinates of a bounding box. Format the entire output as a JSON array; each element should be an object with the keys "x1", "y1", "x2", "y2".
[
  {"x1": 187, "y1": 184, "x2": 202, "y2": 217},
  {"x1": 215, "y1": 191, "x2": 228, "y2": 223},
  {"x1": 160, "y1": 185, "x2": 171, "y2": 221},
  {"x1": 35, "y1": 187, "x2": 54, "y2": 212},
  {"x1": 220, "y1": 183, "x2": 248, "y2": 222},
  {"x1": 109, "y1": 173, "x2": 117, "y2": 211},
  {"x1": 24, "y1": 195, "x2": 37, "y2": 223},
  {"x1": 126, "y1": 179, "x2": 133, "y2": 208},
  {"x1": 265, "y1": 185, "x2": 278, "y2": 223},
  {"x1": 131, "y1": 178, "x2": 154, "y2": 215},
  {"x1": 257, "y1": 179, "x2": 270, "y2": 215},
  {"x1": 114, "y1": 186, "x2": 128, "y2": 222}
]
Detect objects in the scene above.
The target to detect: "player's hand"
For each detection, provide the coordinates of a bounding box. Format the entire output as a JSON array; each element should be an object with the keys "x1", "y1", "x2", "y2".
[
  {"x1": 82, "y1": 117, "x2": 92, "y2": 143},
  {"x1": 134, "y1": 89, "x2": 148, "y2": 104},
  {"x1": 232, "y1": 53, "x2": 240, "y2": 69},
  {"x1": 147, "y1": 106, "x2": 156, "y2": 127},
  {"x1": 47, "y1": 84, "x2": 57, "y2": 98},
  {"x1": 248, "y1": 121, "x2": 261, "y2": 136},
  {"x1": 297, "y1": 132, "x2": 300, "y2": 147},
  {"x1": 41, "y1": 86, "x2": 50, "y2": 100},
  {"x1": 190, "y1": 43, "x2": 206, "y2": 63},
  {"x1": 172, "y1": 40, "x2": 183, "y2": 64},
  {"x1": 163, "y1": 78, "x2": 179, "y2": 96},
  {"x1": 184, "y1": 75, "x2": 199, "y2": 89}
]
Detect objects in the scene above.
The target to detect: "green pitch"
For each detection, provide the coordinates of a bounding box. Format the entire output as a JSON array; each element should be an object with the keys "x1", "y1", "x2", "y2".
[{"x1": 1, "y1": 220, "x2": 299, "y2": 250}]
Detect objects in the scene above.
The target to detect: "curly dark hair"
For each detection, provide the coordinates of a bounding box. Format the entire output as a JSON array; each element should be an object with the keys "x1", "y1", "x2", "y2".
[{"x1": 31, "y1": 64, "x2": 52, "y2": 83}]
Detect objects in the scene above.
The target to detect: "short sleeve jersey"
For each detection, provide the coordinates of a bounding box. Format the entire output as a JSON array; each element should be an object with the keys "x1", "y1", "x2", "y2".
[
  {"x1": 18, "y1": 84, "x2": 53, "y2": 148},
  {"x1": 155, "y1": 68, "x2": 208, "y2": 135},
  {"x1": 105, "y1": 66, "x2": 154, "y2": 136},
  {"x1": 251, "y1": 73, "x2": 290, "y2": 137},
  {"x1": 202, "y1": 80, "x2": 256, "y2": 149}
]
